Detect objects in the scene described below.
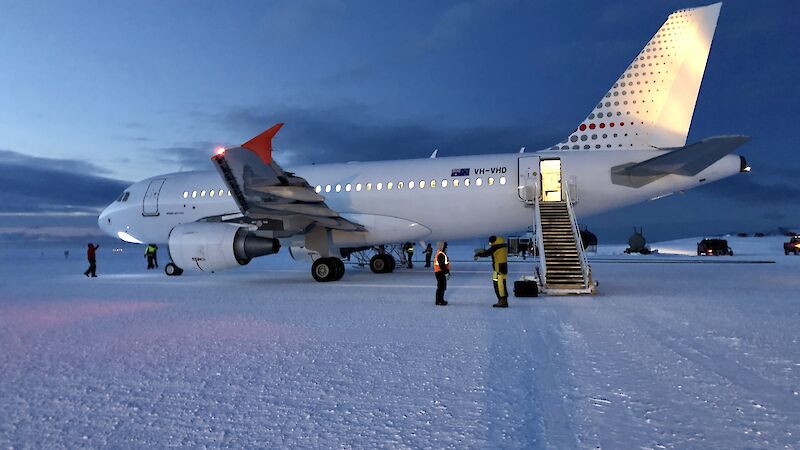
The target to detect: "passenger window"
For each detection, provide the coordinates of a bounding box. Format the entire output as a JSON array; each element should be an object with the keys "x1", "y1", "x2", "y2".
[
  {"x1": 335, "y1": 184, "x2": 341, "y2": 192},
  {"x1": 219, "y1": 189, "x2": 224, "y2": 197},
  {"x1": 192, "y1": 190, "x2": 198, "y2": 198},
  {"x1": 430, "y1": 179, "x2": 437, "y2": 188},
  {"x1": 183, "y1": 191, "x2": 189, "y2": 199},
  {"x1": 387, "y1": 182, "x2": 393, "y2": 190},
  {"x1": 441, "y1": 179, "x2": 448, "y2": 188},
  {"x1": 227, "y1": 190, "x2": 231, "y2": 196},
  {"x1": 376, "y1": 182, "x2": 383, "y2": 191},
  {"x1": 366, "y1": 183, "x2": 372, "y2": 191},
  {"x1": 488, "y1": 177, "x2": 494, "y2": 186},
  {"x1": 315, "y1": 185, "x2": 322, "y2": 193},
  {"x1": 210, "y1": 190, "x2": 215, "y2": 197},
  {"x1": 325, "y1": 185, "x2": 331, "y2": 193},
  {"x1": 419, "y1": 180, "x2": 425, "y2": 189},
  {"x1": 201, "y1": 190, "x2": 206, "y2": 197},
  {"x1": 464, "y1": 178, "x2": 470, "y2": 187},
  {"x1": 397, "y1": 181, "x2": 404, "y2": 189},
  {"x1": 475, "y1": 178, "x2": 483, "y2": 186},
  {"x1": 499, "y1": 176, "x2": 507, "y2": 185},
  {"x1": 452, "y1": 179, "x2": 459, "y2": 188},
  {"x1": 345, "y1": 184, "x2": 352, "y2": 192},
  {"x1": 356, "y1": 183, "x2": 362, "y2": 192}
]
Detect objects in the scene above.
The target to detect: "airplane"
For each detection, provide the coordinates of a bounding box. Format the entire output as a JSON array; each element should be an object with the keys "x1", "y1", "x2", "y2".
[{"x1": 98, "y1": 2, "x2": 749, "y2": 282}]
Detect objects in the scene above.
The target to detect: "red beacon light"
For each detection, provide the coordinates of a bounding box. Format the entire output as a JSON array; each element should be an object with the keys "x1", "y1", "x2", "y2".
[{"x1": 214, "y1": 146, "x2": 226, "y2": 156}]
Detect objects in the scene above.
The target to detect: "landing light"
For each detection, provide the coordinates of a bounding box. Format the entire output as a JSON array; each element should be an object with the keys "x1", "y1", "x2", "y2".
[
  {"x1": 743, "y1": 166, "x2": 751, "y2": 172},
  {"x1": 215, "y1": 146, "x2": 226, "y2": 156}
]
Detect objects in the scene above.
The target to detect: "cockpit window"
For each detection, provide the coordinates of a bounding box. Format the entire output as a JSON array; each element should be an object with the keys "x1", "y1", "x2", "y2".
[
  {"x1": 116, "y1": 192, "x2": 125, "y2": 202},
  {"x1": 122, "y1": 192, "x2": 130, "y2": 202}
]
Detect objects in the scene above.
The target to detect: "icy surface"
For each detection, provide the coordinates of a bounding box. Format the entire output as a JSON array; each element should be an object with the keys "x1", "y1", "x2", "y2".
[{"x1": 1, "y1": 240, "x2": 799, "y2": 448}]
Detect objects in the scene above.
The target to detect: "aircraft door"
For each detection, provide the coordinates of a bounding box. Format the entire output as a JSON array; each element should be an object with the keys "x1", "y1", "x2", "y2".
[
  {"x1": 540, "y1": 159, "x2": 562, "y2": 202},
  {"x1": 142, "y1": 178, "x2": 166, "y2": 216},
  {"x1": 517, "y1": 156, "x2": 539, "y2": 202}
]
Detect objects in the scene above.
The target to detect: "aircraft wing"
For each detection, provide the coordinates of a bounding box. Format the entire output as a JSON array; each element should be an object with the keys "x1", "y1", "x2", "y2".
[
  {"x1": 611, "y1": 135, "x2": 749, "y2": 188},
  {"x1": 211, "y1": 124, "x2": 365, "y2": 235}
]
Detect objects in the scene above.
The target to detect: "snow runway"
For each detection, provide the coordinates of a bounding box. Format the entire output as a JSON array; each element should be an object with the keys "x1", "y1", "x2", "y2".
[{"x1": 1, "y1": 243, "x2": 798, "y2": 448}]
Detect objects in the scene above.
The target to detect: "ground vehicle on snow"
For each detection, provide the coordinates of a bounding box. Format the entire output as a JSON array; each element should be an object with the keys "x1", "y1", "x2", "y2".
[
  {"x1": 697, "y1": 238, "x2": 733, "y2": 256},
  {"x1": 784, "y1": 236, "x2": 800, "y2": 255}
]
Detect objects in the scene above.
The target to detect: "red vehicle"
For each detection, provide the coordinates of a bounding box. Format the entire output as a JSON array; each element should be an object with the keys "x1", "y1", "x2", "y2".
[{"x1": 785, "y1": 236, "x2": 800, "y2": 255}]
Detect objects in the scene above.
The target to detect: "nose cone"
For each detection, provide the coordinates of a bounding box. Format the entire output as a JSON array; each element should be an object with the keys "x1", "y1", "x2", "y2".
[{"x1": 98, "y1": 207, "x2": 113, "y2": 237}]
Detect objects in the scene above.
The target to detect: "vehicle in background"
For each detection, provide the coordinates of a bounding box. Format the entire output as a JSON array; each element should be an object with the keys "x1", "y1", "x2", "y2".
[
  {"x1": 784, "y1": 236, "x2": 800, "y2": 255},
  {"x1": 625, "y1": 227, "x2": 653, "y2": 255},
  {"x1": 697, "y1": 238, "x2": 733, "y2": 256}
]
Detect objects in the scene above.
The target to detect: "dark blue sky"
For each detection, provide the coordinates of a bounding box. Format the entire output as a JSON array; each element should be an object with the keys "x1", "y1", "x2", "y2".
[{"x1": 0, "y1": 0, "x2": 797, "y2": 243}]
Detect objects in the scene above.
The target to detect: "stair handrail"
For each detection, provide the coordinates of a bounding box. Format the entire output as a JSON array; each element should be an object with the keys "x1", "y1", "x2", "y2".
[
  {"x1": 562, "y1": 182, "x2": 590, "y2": 288},
  {"x1": 532, "y1": 179, "x2": 547, "y2": 288}
]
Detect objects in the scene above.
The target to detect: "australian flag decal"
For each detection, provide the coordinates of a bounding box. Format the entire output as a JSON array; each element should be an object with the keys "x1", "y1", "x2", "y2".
[{"x1": 451, "y1": 168, "x2": 469, "y2": 177}]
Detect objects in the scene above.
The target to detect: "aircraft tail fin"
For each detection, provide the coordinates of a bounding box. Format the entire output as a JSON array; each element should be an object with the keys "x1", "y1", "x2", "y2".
[{"x1": 552, "y1": 3, "x2": 722, "y2": 151}]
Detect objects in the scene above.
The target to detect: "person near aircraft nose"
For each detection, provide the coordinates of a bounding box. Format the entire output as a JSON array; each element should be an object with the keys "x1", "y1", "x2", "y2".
[
  {"x1": 405, "y1": 242, "x2": 414, "y2": 268},
  {"x1": 84, "y1": 243, "x2": 100, "y2": 277},
  {"x1": 145, "y1": 244, "x2": 158, "y2": 270},
  {"x1": 424, "y1": 243, "x2": 433, "y2": 268},
  {"x1": 474, "y1": 236, "x2": 509, "y2": 308},
  {"x1": 433, "y1": 241, "x2": 450, "y2": 306}
]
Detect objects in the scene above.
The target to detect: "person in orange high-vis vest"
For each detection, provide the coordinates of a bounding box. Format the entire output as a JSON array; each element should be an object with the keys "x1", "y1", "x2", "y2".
[{"x1": 433, "y1": 241, "x2": 450, "y2": 306}]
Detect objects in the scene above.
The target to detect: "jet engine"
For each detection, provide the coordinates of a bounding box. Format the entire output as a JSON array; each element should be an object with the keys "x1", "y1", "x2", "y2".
[{"x1": 168, "y1": 223, "x2": 280, "y2": 273}]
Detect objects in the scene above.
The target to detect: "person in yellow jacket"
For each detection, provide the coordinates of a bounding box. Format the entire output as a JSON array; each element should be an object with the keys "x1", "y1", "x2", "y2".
[
  {"x1": 474, "y1": 235, "x2": 509, "y2": 308},
  {"x1": 433, "y1": 241, "x2": 450, "y2": 306}
]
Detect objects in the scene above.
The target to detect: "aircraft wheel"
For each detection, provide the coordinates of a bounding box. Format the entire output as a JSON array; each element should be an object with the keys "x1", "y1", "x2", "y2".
[
  {"x1": 370, "y1": 255, "x2": 388, "y2": 274},
  {"x1": 165, "y1": 263, "x2": 183, "y2": 276},
  {"x1": 312, "y1": 258, "x2": 336, "y2": 282},
  {"x1": 331, "y1": 258, "x2": 345, "y2": 281},
  {"x1": 385, "y1": 254, "x2": 396, "y2": 273}
]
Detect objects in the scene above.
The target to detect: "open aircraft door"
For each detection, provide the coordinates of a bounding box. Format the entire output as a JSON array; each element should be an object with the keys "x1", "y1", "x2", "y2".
[
  {"x1": 517, "y1": 156, "x2": 539, "y2": 202},
  {"x1": 142, "y1": 178, "x2": 166, "y2": 216}
]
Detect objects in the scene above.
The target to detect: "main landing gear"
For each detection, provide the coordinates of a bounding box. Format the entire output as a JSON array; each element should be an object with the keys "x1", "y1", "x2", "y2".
[
  {"x1": 369, "y1": 254, "x2": 396, "y2": 274},
  {"x1": 311, "y1": 257, "x2": 345, "y2": 282},
  {"x1": 165, "y1": 262, "x2": 184, "y2": 276}
]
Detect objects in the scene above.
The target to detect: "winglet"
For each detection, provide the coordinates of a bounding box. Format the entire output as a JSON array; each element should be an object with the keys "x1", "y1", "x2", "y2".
[{"x1": 242, "y1": 123, "x2": 284, "y2": 165}]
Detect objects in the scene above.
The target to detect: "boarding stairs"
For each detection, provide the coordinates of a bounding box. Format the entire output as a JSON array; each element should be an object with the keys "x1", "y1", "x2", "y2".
[{"x1": 522, "y1": 181, "x2": 595, "y2": 295}]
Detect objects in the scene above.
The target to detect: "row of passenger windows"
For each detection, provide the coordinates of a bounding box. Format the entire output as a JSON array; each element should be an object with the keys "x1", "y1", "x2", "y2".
[
  {"x1": 314, "y1": 176, "x2": 507, "y2": 194},
  {"x1": 180, "y1": 175, "x2": 509, "y2": 200},
  {"x1": 182, "y1": 189, "x2": 232, "y2": 199}
]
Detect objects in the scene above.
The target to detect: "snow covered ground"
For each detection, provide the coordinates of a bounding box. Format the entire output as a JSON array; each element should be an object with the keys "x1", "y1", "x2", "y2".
[{"x1": 1, "y1": 238, "x2": 798, "y2": 448}]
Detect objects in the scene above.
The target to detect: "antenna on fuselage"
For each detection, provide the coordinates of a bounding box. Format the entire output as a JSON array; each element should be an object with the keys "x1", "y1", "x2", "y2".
[
  {"x1": 429, "y1": 149, "x2": 438, "y2": 159},
  {"x1": 519, "y1": 147, "x2": 526, "y2": 154}
]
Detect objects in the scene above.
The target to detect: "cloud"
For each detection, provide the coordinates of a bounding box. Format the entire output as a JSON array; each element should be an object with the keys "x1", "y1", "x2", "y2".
[
  {"x1": 213, "y1": 103, "x2": 564, "y2": 166},
  {"x1": 0, "y1": 149, "x2": 130, "y2": 214},
  {"x1": 148, "y1": 142, "x2": 220, "y2": 172}
]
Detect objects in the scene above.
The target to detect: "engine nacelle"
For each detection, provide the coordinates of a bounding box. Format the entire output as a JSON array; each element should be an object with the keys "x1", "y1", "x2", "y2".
[{"x1": 168, "y1": 223, "x2": 280, "y2": 273}]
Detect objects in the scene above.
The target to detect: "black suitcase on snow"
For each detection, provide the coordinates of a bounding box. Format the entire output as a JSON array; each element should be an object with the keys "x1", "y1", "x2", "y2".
[{"x1": 514, "y1": 280, "x2": 539, "y2": 297}]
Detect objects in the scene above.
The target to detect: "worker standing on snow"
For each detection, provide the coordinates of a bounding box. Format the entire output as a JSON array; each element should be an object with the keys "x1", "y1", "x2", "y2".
[
  {"x1": 424, "y1": 243, "x2": 433, "y2": 268},
  {"x1": 145, "y1": 244, "x2": 158, "y2": 269},
  {"x1": 405, "y1": 242, "x2": 414, "y2": 268},
  {"x1": 474, "y1": 236, "x2": 509, "y2": 308},
  {"x1": 84, "y1": 243, "x2": 100, "y2": 277},
  {"x1": 433, "y1": 241, "x2": 450, "y2": 306}
]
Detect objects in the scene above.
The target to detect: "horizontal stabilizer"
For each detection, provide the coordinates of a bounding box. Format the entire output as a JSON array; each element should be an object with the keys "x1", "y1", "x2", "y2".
[{"x1": 611, "y1": 135, "x2": 749, "y2": 187}]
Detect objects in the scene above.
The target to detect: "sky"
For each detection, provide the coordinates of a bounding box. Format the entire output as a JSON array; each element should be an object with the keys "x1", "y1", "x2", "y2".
[{"x1": 0, "y1": 0, "x2": 797, "y2": 244}]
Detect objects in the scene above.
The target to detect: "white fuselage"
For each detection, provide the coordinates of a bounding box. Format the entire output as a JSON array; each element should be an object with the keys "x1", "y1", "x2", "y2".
[{"x1": 98, "y1": 148, "x2": 744, "y2": 248}]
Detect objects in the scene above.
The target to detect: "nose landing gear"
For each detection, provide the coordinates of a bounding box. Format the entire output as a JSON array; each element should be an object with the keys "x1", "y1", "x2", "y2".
[{"x1": 165, "y1": 262, "x2": 184, "y2": 276}]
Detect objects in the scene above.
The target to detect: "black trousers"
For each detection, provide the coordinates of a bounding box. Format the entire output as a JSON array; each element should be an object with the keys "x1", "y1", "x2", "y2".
[
  {"x1": 425, "y1": 254, "x2": 432, "y2": 267},
  {"x1": 84, "y1": 260, "x2": 96, "y2": 277},
  {"x1": 407, "y1": 252, "x2": 413, "y2": 268},
  {"x1": 147, "y1": 256, "x2": 155, "y2": 269},
  {"x1": 435, "y1": 272, "x2": 447, "y2": 304}
]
